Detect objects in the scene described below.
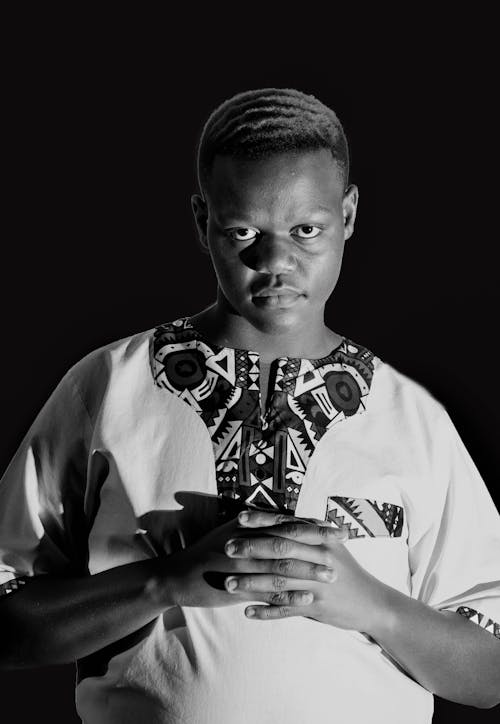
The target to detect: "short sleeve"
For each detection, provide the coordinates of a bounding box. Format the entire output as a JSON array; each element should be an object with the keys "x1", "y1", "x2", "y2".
[
  {"x1": 0, "y1": 368, "x2": 92, "y2": 592},
  {"x1": 409, "y1": 407, "x2": 500, "y2": 638}
]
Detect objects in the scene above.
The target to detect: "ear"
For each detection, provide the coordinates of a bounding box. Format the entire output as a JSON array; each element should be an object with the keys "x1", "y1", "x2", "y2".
[
  {"x1": 342, "y1": 184, "x2": 359, "y2": 241},
  {"x1": 191, "y1": 193, "x2": 210, "y2": 250}
]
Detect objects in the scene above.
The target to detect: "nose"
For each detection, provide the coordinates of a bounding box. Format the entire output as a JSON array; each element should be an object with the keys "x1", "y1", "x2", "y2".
[{"x1": 247, "y1": 234, "x2": 297, "y2": 275}]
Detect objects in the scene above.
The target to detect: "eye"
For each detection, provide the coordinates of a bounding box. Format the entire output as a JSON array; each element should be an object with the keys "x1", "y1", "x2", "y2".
[
  {"x1": 227, "y1": 227, "x2": 259, "y2": 242},
  {"x1": 292, "y1": 225, "x2": 322, "y2": 239}
]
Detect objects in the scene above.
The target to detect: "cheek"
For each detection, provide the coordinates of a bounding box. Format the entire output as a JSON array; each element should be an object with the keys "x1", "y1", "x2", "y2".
[
  {"x1": 211, "y1": 249, "x2": 248, "y2": 291},
  {"x1": 309, "y1": 246, "x2": 343, "y2": 285}
]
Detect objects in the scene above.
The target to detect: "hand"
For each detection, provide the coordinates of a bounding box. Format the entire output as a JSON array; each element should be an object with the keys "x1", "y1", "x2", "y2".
[
  {"x1": 223, "y1": 509, "x2": 387, "y2": 634},
  {"x1": 162, "y1": 514, "x2": 315, "y2": 610}
]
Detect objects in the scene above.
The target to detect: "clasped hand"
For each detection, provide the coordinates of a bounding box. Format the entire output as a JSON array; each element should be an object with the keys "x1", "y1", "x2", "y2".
[{"x1": 222, "y1": 509, "x2": 385, "y2": 633}]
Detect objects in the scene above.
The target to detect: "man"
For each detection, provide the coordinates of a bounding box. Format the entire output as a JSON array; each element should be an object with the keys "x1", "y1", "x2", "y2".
[{"x1": 0, "y1": 88, "x2": 499, "y2": 723}]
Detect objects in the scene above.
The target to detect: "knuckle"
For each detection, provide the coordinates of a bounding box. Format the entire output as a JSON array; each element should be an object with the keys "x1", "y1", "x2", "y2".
[
  {"x1": 262, "y1": 606, "x2": 275, "y2": 619},
  {"x1": 323, "y1": 553, "x2": 335, "y2": 568},
  {"x1": 278, "y1": 606, "x2": 290, "y2": 618},
  {"x1": 272, "y1": 575, "x2": 287, "y2": 590},
  {"x1": 290, "y1": 591, "x2": 314, "y2": 606},
  {"x1": 284, "y1": 523, "x2": 300, "y2": 538},
  {"x1": 316, "y1": 564, "x2": 336, "y2": 581},
  {"x1": 270, "y1": 591, "x2": 288, "y2": 605},
  {"x1": 275, "y1": 558, "x2": 294, "y2": 575}
]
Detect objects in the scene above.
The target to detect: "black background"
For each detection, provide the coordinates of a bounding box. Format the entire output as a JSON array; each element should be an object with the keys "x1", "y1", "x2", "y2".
[{"x1": 1, "y1": 23, "x2": 498, "y2": 723}]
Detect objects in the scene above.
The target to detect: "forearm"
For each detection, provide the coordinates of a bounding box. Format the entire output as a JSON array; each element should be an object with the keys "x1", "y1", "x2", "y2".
[
  {"x1": 0, "y1": 558, "x2": 173, "y2": 668},
  {"x1": 368, "y1": 583, "x2": 500, "y2": 709}
]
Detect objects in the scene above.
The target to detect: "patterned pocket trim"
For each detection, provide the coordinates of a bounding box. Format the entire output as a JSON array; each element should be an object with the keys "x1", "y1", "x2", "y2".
[{"x1": 325, "y1": 496, "x2": 404, "y2": 539}]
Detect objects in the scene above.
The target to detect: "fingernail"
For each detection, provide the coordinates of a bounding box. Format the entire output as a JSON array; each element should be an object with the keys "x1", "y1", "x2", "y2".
[
  {"x1": 226, "y1": 577, "x2": 238, "y2": 592},
  {"x1": 246, "y1": 607, "x2": 255, "y2": 617},
  {"x1": 239, "y1": 512, "x2": 249, "y2": 524},
  {"x1": 225, "y1": 540, "x2": 237, "y2": 556},
  {"x1": 303, "y1": 592, "x2": 314, "y2": 603},
  {"x1": 319, "y1": 567, "x2": 335, "y2": 581}
]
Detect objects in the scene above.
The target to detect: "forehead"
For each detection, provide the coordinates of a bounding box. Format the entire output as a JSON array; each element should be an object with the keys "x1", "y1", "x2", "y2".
[{"x1": 206, "y1": 149, "x2": 345, "y2": 214}]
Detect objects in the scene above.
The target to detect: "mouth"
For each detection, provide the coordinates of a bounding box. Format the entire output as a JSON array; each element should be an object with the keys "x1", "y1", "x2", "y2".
[{"x1": 252, "y1": 292, "x2": 304, "y2": 309}]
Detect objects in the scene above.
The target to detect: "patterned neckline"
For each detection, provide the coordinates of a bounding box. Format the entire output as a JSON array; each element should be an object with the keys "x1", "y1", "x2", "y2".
[
  {"x1": 182, "y1": 315, "x2": 352, "y2": 390},
  {"x1": 151, "y1": 316, "x2": 375, "y2": 397}
]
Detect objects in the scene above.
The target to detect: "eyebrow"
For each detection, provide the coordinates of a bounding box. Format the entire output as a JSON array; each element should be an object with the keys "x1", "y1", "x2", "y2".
[
  {"x1": 312, "y1": 205, "x2": 334, "y2": 215},
  {"x1": 217, "y1": 206, "x2": 334, "y2": 221}
]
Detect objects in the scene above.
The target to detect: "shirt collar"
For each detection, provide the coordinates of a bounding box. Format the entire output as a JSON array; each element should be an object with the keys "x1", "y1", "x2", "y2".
[{"x1": 152, "y1": 316, "x2": 374, "y2": 395}]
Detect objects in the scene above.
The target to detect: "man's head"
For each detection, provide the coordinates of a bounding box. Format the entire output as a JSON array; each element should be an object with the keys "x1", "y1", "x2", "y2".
[
  {"x1": 196, "y1": 87, "x2": 350, "y2": 200},
  {"x1": 191, "y1": 88, "x2": 358, "y2": 340}
]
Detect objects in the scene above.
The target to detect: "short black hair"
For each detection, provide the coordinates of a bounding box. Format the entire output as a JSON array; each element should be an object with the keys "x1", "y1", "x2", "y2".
[{"x1": 197, "y1": 87, "x2": 349, "y2": 198}]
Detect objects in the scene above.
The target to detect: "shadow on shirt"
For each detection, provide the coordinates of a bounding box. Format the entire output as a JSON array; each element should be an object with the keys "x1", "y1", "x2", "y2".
[{"x1": 76, "y1": 490, "x2": 251, "y2": 683}]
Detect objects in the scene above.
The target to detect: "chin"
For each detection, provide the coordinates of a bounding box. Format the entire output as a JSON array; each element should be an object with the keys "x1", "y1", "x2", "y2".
[{"x1": 245, "y1": 305, "x2": 303, "y2": 335}]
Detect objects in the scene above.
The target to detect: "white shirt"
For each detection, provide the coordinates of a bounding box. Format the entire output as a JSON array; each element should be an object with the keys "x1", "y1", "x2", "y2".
[{"x1": 1, "y1": 315, "x2": 499, "y2": 724}]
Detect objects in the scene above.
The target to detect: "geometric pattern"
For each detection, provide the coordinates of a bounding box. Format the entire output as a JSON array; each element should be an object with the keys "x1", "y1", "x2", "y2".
[
  {"x1": 150, "y1": 316, "x2": 375, "y2": 513},
  {"x1": 0, "y1": 576, "x2": 27, "y2": 597},
  {"x1": 455, "y1": 606, "x2": 500, "y2": 639},
  {"x1": 325, "y1": 496, "x2": 404, "y2": 538}
]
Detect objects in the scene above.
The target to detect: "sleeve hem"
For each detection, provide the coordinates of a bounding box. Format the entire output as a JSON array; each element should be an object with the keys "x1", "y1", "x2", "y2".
[
  {"x1": 445, "y1": 605, "x2": 500, "y2": 639},
  {"x1": 0, "y1": 575, "x2": 28, "y2": 597}
]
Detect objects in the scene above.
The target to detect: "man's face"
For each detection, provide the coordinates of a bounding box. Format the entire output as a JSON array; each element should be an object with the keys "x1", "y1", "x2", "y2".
[{"x1": 192, "y1": 148, "x2": 358, "y2": 336}]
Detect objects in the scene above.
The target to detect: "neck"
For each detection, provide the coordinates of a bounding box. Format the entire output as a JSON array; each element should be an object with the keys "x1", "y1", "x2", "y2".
[{"x1": 190, "y1": 300, "x2": 342, "y2": 362}]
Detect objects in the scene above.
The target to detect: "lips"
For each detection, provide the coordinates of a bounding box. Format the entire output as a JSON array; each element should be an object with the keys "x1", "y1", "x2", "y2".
[
  {"x1": 253, "y1": 287, "x2": 303, "y2": 297},
  {"x1": 252, "y1": 289, "x2": 304, "y2": 309}
]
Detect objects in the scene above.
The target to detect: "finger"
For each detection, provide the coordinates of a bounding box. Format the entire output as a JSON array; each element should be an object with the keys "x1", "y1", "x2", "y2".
[
  {"x1": 244, "y1": 603, "x2": 311, "y2": 620},
  {"x1": 226, "y1": 573, "x2": 333, "y2": 595},
  {"x1": 225, "y1": 565, "x2": 335, "y2": 594},
  {"x1": 225, "y1": 574, "x2": 312, "y2": 594},
  {"x1": 225, "y1": 536, "x2": 332, "y2": 566},
  {"x1": 228, "y1": 525, "x2": 348, "y2": 555},
  {"x1": 238, "y1": 510, "x2": 341, "y2": 530},
  {"x1": 263, "y1": 589, "x2": 314, "y2": 607},
  {"x1": 234, "y1": 587, "x2": 315, "y2": 607},
  {"x1": 237, "y1": 510, "x2": 299, "y2": 528},
  {"x1": 266, "y1": 522, "x2": 349, "y2": 545}
]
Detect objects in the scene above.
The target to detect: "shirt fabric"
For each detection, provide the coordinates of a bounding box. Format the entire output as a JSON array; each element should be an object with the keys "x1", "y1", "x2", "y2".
[{"x1": 1, "y1": 315, "x2": 499, "y2": 724}]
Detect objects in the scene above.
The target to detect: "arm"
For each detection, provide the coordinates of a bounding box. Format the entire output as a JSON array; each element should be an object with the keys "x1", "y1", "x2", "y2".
[
  {"x1": 368, "y1": 583, "x2": 500, "y2": 709},
  {"x1": 0, "y1": 513, "x2": 292, "y2": 669},
  {"x1": 0, "y1": 558, "x2": 172, "y2": 668}
]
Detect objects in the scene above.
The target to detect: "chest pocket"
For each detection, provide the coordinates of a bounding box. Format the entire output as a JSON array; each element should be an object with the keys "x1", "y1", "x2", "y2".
[
  {"x1": 325, "y1": 496, "x2": 404, "y2": 538},
  {"x1": 325, "y1": 496, "x2": 408, "y2": 593}
]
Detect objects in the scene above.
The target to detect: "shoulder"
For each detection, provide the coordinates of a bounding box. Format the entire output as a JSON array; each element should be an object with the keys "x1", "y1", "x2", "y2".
[
  {"x1": 371, "y1": 356, "x2": 445, "y2": 419},
  {"x1": 344, "y1": 338, "x2": 449, "y2": 442},
  {"x1": 69, "y1": 326, "x2": 155, "y2": 376},
  {"x1": 61, "y1": 323, "x2": 160, "y2": 422}
]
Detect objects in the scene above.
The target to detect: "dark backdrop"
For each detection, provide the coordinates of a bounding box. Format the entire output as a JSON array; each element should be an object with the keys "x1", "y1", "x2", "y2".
[{"x1": 1, "y1": 37, "x2": 498, "y2": 723}]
